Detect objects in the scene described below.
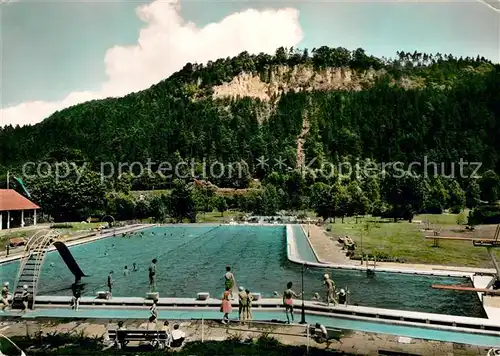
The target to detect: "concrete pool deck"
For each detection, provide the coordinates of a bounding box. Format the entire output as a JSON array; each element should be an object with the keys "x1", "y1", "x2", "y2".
[
  {"x1": 28, "y1": 295, "x2": 500, "y2": 333},
  {"x1": 2, "y1": 302, "x2": 500, "y2": 348},
  {"x1": 1, "y1": 318, "x2": 496, "y2": 355}
]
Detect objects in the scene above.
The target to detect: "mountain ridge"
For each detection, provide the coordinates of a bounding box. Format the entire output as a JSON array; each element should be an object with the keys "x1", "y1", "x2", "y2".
[{"x1": 0, "y1": 46, "x2": 498, "y2": 182}]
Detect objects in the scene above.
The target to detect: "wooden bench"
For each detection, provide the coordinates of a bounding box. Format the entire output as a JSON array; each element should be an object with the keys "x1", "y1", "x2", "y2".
[
  {"x1": 425, "y1": 235, "x2": 498, "y2": 248},
  {"x1": 378, "y1": 350, "x2": 421, "y2": 356},
  {"x1": 108, "y1": 329, "x2": 168, "y2": 349}
]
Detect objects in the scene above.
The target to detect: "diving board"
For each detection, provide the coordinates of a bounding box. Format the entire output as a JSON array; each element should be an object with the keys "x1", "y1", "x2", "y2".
[{"x1": 431, "y1": 284, "x2": 500, "y2": 295}]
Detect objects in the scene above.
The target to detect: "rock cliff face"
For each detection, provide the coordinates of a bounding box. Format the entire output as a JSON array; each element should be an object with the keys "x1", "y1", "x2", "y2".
[{"x1": 212, "y1": 65, "x2": 389, "y2": 101}]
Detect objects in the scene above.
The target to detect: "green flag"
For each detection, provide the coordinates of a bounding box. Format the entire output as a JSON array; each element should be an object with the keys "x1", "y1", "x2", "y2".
[{"x1": 13, "y1": 176, "x2": 31, "y2": 198}]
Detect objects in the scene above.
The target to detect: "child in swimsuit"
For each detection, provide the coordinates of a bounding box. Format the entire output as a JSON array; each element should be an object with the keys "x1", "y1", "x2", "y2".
[{"x1": 221, "y1": 287, "x2": 232, "y2": 324}]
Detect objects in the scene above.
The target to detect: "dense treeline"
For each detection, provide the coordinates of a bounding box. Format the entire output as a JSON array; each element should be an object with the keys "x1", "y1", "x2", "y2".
[
  {"x1": 1, "y1": 46, "x2": 500, "y2": 223},
  {"x1": 0, "y1": 46, "x2": 498, "y2": 173},
  {"x1": 14, "y1": 161, "x2": 499, "y2": 225}
]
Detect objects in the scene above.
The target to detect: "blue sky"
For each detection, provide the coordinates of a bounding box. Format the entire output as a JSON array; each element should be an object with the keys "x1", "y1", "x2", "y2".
[{"x1": 1, "y1": 0, "x2": 499, "y2": 126}]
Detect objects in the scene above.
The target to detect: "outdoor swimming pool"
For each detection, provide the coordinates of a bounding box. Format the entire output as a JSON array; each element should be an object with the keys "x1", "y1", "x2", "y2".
[{"x1": 0, "y1": 225, "x2": 486, "y2": 317}]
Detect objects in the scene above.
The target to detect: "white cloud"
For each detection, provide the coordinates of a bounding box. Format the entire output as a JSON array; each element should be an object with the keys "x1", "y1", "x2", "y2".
[{"x1": 1, "y1": 0, "x2": 303, "y2": 127}]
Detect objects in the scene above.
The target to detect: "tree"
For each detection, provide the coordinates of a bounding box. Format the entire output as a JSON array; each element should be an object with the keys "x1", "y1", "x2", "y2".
[
  {"x1": 479, "y1": 170, "x2": 500, "y2": 203},
  {"x1": 167, "y1": 179, "x2": 197, "y2": 223},
  {"x1": 333, "y1": 184, "x2": 350, "y2": 223},
  {"x1": 447, "y1": 180, "x2": 466, "y2": 211},
  {"x1": 456, "y1": 211, "x2": 467, "y2": 225},
  {"x1": 149, "y1": 194, "x2": 169, "y2": 222},
  {"x1": 285, "y1": 171, "x2": 306, "y2": 210},
  {"x1": 25, "y1": 164, "x2": 106, "y2": 222},
  {"x1": 105, "y1": 192, "x2": 136, "y2": 221},
  {"x1": 214, "y1": 196, "x2": 228, "y2": 216},
  {"x1": 310, "y1": 182, "x2": 334, "y2": 221},
  {"x1": 192, "y1": 185, "x2": 215, "y2": 213},
  {"x1": 247, "y1": 184, "x2": 279, "y2": 216},
  {"x1": 347, "y1": 181, "x2": 370, "y2": 223},
  {"x1": 426, "y1": 177, "x2": 449, "y2": 214},
  {"x1": 465, "y1": 180, "x2": 481, "y2": 209},
  {"x1": 135, "y1": 199, "x2": 150, "y2": 220},
  {"x1": 382, "y1": 169, "x2": 428, "y2": 222}
]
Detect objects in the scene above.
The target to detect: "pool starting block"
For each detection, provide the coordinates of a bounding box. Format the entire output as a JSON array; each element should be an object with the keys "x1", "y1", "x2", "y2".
[
  {"x1": 250, "y1": 293, "x2": 261, "y2": 301},
  {"x1": 146, "y1": 292, "x2": 159, "y2": 300},
  {"x1": 96, "y1": 291, "x2": 110, "y2": 299},
  {"x1": 197, "y1": 292, "x2": 210, "y2": 300}
]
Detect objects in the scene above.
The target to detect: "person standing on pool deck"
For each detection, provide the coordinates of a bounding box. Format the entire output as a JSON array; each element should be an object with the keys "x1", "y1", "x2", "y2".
[
  {"x1": 107, "y1": 271, "x2": 114, "y2": 298},
  {"x1": 245, "y1": 289, "x2": 253, "y2": 321},
  {"x1": 1, "y1": 282, "x2": 11, "y2": 311},
  {"x1": 323, "y1": 274, "x2": 336, "y2": 307},
  {"x1": 224, "y1": 266, "x2": 235, "y2": 299},
  {"x1": 148, "y1": 299, "x2": 158, "y2": 330},
  {"x1": 71, "y1": 283, "x2": 81, "y2": 310},
  {"x1": 283, "y1": 282, "x2": 301, "y2": 324},
  {"x1": 149, "y1": 259, "x2": 157, "y2": 292},
  {"x1": 220, "y1": 287, "x2": 232, "y2": 324},
  {"x1": 237, "y1": 286, "x2": 247, "y2": 321},
  {"x1": 21, "y1": 285, "x2": 30, "y2": 312}
]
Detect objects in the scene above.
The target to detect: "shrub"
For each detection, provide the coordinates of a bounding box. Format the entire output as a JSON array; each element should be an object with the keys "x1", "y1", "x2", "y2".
[
  {"x1": 50, "y1": 223, "x2": 73, "y2": 229},
  {"x1": 468, "y1": 205, "x2": 500, "y2": 225}
]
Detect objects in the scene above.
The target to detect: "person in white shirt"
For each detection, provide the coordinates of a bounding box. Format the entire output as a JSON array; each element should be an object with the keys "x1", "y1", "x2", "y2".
[
  {"x1": 1, "y1": 282, "x2": 11, "y2": 311},
  {"x1": 170, "y1": 324, "x2": 185, "y2": 347}
]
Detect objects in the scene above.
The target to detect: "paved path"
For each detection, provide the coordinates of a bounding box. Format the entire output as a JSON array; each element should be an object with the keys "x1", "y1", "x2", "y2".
[
  {"x1": 303, "y1": 224, "x2": 355, "y2": 265},
  {"x1": 0, "y1": 319, "x2": 494, "y2": 355},
  {"x1": 305, "y1": 224, "x2": 497, "y2": 274}
]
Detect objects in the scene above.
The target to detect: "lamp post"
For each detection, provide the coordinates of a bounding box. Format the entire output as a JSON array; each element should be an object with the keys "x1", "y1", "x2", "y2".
[{"x1": 299, "y1": 262, "x2": 307, "y2": 324}]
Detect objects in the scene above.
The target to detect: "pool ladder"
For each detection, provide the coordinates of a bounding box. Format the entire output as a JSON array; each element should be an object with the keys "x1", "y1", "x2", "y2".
[{"x1": 12, "y1": 229, "x2": 61, "y2": 310}]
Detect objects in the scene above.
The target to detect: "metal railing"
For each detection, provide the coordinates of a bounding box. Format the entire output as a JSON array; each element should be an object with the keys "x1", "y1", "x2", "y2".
[
  {"x1": 174, "y1": 318, "x2": 342, "y2": 354},
  {"x1": 14, "y1": 229, "x2": 61, "y2": 309},
  {"x1": 14, "y1": 229, "x2": 50, "y2": 287},
  {"x1": 30, "y1": 230, "x2": 61, "y2": 308}
]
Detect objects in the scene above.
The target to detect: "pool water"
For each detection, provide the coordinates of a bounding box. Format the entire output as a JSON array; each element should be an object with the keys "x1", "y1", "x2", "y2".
[{"x1": 0, "y1": 225, "x2": 486, "y2": 317}]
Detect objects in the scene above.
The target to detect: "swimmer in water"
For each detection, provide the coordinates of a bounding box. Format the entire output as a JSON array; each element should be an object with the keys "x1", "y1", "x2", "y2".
[
  {"x1": 123, "y1": 265, "x2": 129, "y2": 276},
  {"x1": 50, "y1": 262, "x2": 55, "y2": 267},
  {"x1": 133, "y1": 263, "x2": 137, "y2": 271}
]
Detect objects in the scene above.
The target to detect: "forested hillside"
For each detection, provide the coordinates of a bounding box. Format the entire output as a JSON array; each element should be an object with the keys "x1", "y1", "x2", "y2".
[{"x1": 1, "y1": 46, "x2": 500, "y2": 223}]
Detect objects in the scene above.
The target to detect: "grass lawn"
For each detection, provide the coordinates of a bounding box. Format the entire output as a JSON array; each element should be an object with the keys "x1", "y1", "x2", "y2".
[
  {"x1": 326, "y1": 214, "x2": 500, "y2": 268},
  {"x1": 196, "y1": 210, "x2": 244, "y2": 223},
  {"x1": 130, "y1": 190, "x2": 170, "y2": 198},
  {"x1": 0, "y1": 222, "x2": 105, "y2": 251},
  {"x1": 413, "y1": 212, "x2": 469, "y2": 226}
]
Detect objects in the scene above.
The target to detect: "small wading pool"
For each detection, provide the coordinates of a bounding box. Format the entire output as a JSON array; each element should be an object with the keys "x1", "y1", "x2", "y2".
[{"x1": 0, "y1": 225, "x2": 486, "y2": 317}]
